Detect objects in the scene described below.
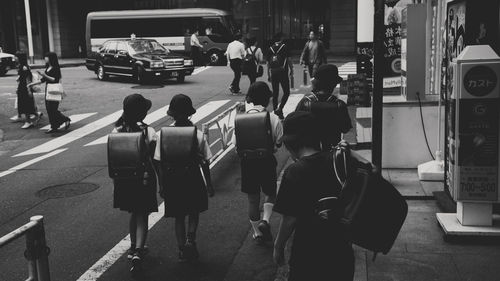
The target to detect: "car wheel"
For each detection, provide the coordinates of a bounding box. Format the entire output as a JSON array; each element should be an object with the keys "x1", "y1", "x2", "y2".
[
  {"x1": 0, "y1": 67, "x2": 7, "y2": 76},
  {"x1": 207, "y1": 50, "x2": 226, "y2": 66},
  {"x1": 176, "y1": 74, "x2": 185, "y2": 83},
  {"x1": 96, "y1": 65, "x2": 107, "y2": 81}
]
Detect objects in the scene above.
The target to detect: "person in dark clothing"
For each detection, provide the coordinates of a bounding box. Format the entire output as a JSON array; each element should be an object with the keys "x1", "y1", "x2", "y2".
[
  {"x1": 36, "y1": 52, "x2": 70, "y2": 133},
  {"x1": 15, "y1": 52, "x2": 42, "y2": 129},
  {"x1": 295, "y1": 64, "x2": 352, "y2": 151},
  {"x1": 111, "y1": 93, "x2": 158, "y2": 274},
  {"x1": 267, "y1": 32, "x2": 293, "y2": 120},
  {"x1": 300, "y1": 30, "x2": 327, "y2": 78},
  {"x1": 244, "y1": 37, "x2": 264, "y2": 86},
  {"x1": 154, "y1": 94, "x2": 213, "y2": 263},
  {"x1": 273, "y1": 111, "x2": 355, "y2": 281}
]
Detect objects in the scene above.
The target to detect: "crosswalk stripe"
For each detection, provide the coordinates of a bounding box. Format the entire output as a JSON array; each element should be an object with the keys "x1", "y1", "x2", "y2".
[
  {"x1": 84, "y1": 100, "x2": 230, "y2": 146},
  {"x1": 13, "y1": 110, "x2": 124, "y2": 157},
  {"x1": 0, "y1": 149, "x2": 67, "y2": 179},
  {"x1": 283, "y1": 94, "x2": 305, "y2": 117},
  {"x1": 83, "y1": 105, "x2": 170, "y2": 147},
  {"x1": 40, "y1": 113, "x2": 97, "y2": 130},
  {"x1": 192, "y1": 66, "x2": 212, "y2": 75}
]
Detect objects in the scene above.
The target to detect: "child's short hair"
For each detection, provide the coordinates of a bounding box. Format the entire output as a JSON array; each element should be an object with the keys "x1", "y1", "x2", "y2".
[
  {"x1": 246, "y1": 81, "x2": 272, "y2": 107},
  {"x1": 282, "y1": 111, "x2": 320, "y2": 152}
]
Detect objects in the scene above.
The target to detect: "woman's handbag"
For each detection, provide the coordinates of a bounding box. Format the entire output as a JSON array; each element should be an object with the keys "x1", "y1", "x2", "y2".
[{"x1": 45, "y1": 82, "x2": 65, "y2": 101}]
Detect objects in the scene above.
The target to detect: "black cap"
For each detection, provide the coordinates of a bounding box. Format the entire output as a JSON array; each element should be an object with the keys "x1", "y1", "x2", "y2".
[
  {"x1": 313, "y1": 64, "x2": 343, "y2": 85},
  {"x1": 122, "y1": 93, "x2": 152, "y2": 122},
  {"x1": 282, "y1": 111, "x2": 319, "y2": 143},
  {"x1": 167, "y1": 94, "x2": 196, "y2": 117}
]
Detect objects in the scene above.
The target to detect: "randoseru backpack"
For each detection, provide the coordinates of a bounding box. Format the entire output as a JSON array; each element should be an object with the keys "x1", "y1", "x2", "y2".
[
  {"x1": 269, "y1": 44, "x2": 287, "y2": 70},
  {"x1": 107, "y1": 126, "x2": 149, "y2": 180},
  {"x1": 318, "y1": 145, "x2": 408, "y2": 259},
  {"x1": 234, "y1": 110, "x2": 274, "y2": 159},
  {"x1": 242, "y1": 47, "x2": 258, "y2": 75},
  {"x1": 160, "y1": 126, "x2": 198, "y2": 171}
]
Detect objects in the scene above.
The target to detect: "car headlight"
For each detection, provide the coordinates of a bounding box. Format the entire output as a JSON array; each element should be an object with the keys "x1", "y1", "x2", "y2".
[
  {"x1": 151, "y1": 61, "x2": 164, "y2": 68},
  {"x1": 184, "y1": 59, "x2": 193, "y2": 66}
]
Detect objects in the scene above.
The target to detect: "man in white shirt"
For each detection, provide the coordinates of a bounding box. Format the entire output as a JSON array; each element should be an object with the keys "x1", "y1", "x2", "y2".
[
  {"x1": 190, "y1": 29, "x2": 204, "y2": 66},
  {"x1": 225, "y1": 33, "x2": 246, "y2": 94}
]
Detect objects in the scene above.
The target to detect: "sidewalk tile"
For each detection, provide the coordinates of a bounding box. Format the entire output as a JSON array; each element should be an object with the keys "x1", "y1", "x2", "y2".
[
  {"x1": 452, "y1": 254, "x2": 500, "y2": 281},
  {"x1": 421, "y1": 181, "x2": 444, "y2": 196}
]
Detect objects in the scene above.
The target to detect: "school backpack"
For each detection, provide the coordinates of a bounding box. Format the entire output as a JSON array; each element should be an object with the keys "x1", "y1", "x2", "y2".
[
  {"x1": 269, "y1": 43, "x2": 287, "y2": 70},
  {"x1": 234, "y1": 110, "x2": 274, "y2": 160},
  {"x1": 329, "y1": 145, "x2": 408, "y2": 258},
  {"x1": 160, "y1": 126, "x2": 198, "y2": 170},
  {"x1": 242, "y1": 47, "x2": 258, "y2": 76},
  {"x1": 107, "y1": 127, "x2": 149, "y2": 180}
]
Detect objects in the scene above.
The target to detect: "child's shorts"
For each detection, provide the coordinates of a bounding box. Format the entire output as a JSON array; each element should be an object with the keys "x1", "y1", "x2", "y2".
[{"x1": 240, "y1": 157, "x2": 277, "y2": 197}]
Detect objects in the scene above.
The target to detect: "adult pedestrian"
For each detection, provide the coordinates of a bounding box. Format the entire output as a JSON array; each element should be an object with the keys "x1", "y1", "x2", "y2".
[
  {"x1": 300, "y1": 30, "x2": 327, "y2": 78},
  {"x1": 111, "y1": 93, "x2": 158, "y2": 275},
  {"x1": 243, "y1": 36, "x2": 264, "y2": 86},
  {"x1": 267, "y1": 32, "x2": 293, "y2": 120},
  {"x1": 225, "y1": 33, "x2": 246, "y2": 94},
  {"x1": 13, "y1": 52, "x2": 42, "y2": 129},
  {"x1": 37, "y1": 52, "x2": 71, "y2": 133},
  {"x1": 233, "y1": 82, "x2": 283, "y2": 245},
  {"x1": 153, "y1": 94, "x2": 213, "y2": 263},
  {"x1": 273, "y1": 111, "x2": 355, "y2": 281},
  {"x1": 190, "y1": 29, "x2": 204, "y2": 66},
  {"x1": 295, "y1": 64, "x2": 352, "y2": 151}
]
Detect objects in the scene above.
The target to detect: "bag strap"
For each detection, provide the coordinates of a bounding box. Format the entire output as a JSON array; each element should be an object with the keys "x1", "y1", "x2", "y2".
[
  {"x1": 246, "y1": 108, "x2": 261, "y2": 114},
  {"x1": 332, "y1": 145, "x2": 348, "y2": 192}
]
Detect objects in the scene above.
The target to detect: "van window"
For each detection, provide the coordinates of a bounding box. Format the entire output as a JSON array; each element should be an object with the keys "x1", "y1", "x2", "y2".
[
  {"x1": 201, "y1": 18, "x2": 232, "y2": 43},
  {"x1": 92, "y1": 18, "x2": 193, "y2": 38}
]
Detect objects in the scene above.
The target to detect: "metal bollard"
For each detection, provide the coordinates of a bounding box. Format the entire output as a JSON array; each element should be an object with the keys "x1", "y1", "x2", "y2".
[
  {"x1": 31, "y1": 216, "x2": 51, "y2": 281},
  {"x1": 302, "y1": 67, "x2": 308, "y2": 86}
]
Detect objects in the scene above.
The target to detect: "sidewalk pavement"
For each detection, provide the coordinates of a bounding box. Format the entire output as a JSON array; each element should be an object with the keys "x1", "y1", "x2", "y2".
[{"x1": 225, "y1": 155, "x2": 500, "y2": 281}]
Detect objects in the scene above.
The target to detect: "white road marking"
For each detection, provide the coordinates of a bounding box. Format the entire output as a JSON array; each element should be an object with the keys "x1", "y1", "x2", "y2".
[
  {"x1": 83, "y1": 105, "x2": 170, "y2": 146},
  {"x1": 40, "y1": 113, "x2": 97, "y2": 130},
  {"x1": 14, "y1": 110, "x2": 124, "y2": 157},
  {"x1": 192, "y1": 66, "x2": 212, "y2": 75},
  {"x1": 282, "y1": 93, "x2": 305, "y2": 117},
  {"x1": 0, "y1": 149, "x2": 67, "y2": 179},
  {"x1": 76, "y1": 133, "x2": 233, "y2": 281}
]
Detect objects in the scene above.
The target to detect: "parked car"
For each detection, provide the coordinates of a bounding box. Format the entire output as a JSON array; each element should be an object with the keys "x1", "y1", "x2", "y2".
[
  {"x1": 85, "y1": 38, "x2": 194, "y2": 83},
  {"x1": 0, "y1": 48, "x2": 17, "y2": 76}
]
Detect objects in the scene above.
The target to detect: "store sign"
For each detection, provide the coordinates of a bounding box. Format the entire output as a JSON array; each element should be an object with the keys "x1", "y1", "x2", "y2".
[{"x1": 463, "y1": 66, "x2": 497, "y2": 97}]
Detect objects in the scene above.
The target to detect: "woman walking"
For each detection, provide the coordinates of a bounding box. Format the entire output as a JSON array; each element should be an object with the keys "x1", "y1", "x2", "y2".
[
  {"x1": 13, "y1": 52, "x2": 42, "y2": 129},
  {"x1": 111, "y1": 93, "x2": 158, "y2": 275},
  {"x1": 245, "y1": 37, "x2": 264, "y2": 86},
  {"x1": 153, "y1": 94, "x2": 213, "y2": 263},
  {"x1": 38, "y1": 52, "x2": 70, "y2": 133}
]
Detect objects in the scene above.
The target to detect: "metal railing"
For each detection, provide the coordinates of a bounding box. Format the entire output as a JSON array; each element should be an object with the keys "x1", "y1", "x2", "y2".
[
  {"x1": 201, "y1": 102, "x2": 243, "y2": 164},
  {"x1": 0, "y1": 215, "x2": 51, "y2": 281}
]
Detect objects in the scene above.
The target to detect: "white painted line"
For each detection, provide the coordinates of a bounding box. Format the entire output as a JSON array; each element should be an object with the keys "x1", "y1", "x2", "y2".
[
  {"x1": 190, "y1": 100, "x2": 229, "y2": 123},
  {"x1": 282, "y1": 94, "x2": 304, "y2": 117},
  {"x1": 14, "y1": 110, "x2": 123, "y2": 157},
  {"x1": 192, "y1": 66, "x2": 212, "y2": 75},
  {"x1": 0, "y1": 149, "x2": 67, "y2": 179},
  {"x1": 76, "y1": 139, "x2": 234, "y2": 281},
  {"x1": 84, "y1": 106, "x2": 170, "y2": 147},
  {"x1": 40, "y1": 113, "x2": 97, "y2": 130}
]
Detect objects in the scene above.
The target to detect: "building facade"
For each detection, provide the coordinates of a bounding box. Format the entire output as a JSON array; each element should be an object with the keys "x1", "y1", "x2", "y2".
[{"x1": 0, "y1": 0, "x2": 356, "y2": 58}]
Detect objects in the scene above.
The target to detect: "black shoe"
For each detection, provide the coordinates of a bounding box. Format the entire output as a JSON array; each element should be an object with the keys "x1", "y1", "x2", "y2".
[
  {"x1": 252, "y1": 233, "x2": 265, "y2": 245},
  {"x1": 64, "y1": 119, "x2": 71, "y2": 130},
  {"x1": 130, "y1": 252, "x2": 142, "y2": 276},
  {"x1": 258, "y1": 220, "x2": 273, "y2": 242},
  {"x1": 184, "y1": 241, "x2": 199, "y2": 262},
  {"x1": 178, "y1": 246, "x2": 188, "y2": 263},
  {"x1": 45, "y1": 128, "x2": 59, "y2": 134}
]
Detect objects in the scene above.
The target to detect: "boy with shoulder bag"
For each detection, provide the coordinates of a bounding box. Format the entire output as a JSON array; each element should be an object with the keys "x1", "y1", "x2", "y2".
[{"x1": 233, "y1": 82, "x2": 283, "y2": 245}]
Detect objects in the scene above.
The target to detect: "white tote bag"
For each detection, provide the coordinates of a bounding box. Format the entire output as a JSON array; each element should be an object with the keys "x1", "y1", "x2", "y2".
[{"x1": 45, "y1": 82, "x2": 65, "y2": 102}]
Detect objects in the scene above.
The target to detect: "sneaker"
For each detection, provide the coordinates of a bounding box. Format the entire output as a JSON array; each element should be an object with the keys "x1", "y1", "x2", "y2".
[
  {"x1": 252, "y1": 233, "x2": 264, "y2": 245},
  {"x1": 64, "y1": 119, "x2": 71, "y2": 130},
  {"x1": 130, "y1": 253, "x2": 142, "y2": 276},
  {"x1": 10, "y1": 115, "x2": 23, "y2": 122},
  {"x1": 274, "y1": 109, "x2": 284, "y2": 120},
  {"x1": 184, "y1": 241, "x2": 199, "y2": 262},
  {"x1": 127, "y1": 246, "x2": 148, "y2": 260},
  {"x1": 258, "y1": 220, "x2": 273, "y2": 242},
  {"x1": 21, "y1": 122, "x2": 34, "y2": 129}
]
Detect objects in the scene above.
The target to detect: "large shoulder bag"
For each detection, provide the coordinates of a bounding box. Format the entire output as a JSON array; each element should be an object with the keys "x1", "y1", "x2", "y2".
[
  {"x1": 333, "y1": 145, "x2": 408, "y2": 258},
  {"x1": 46, "y1": 82, "x2": 65, "y2": 102}
]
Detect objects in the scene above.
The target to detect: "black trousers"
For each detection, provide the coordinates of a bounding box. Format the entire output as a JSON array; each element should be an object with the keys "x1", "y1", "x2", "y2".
[
  {"x1": 230, "y1": 58, "x2": 242, "y2": 92},
  {"x1": 45, "y1": 100, "x2": 69, "y2": 129},
  {"x1": 191, "y1": 46, "x2": 202, "y2": 66},
  {"x1": 271, "y1": 70, "x2": 290, "y2": 110}
]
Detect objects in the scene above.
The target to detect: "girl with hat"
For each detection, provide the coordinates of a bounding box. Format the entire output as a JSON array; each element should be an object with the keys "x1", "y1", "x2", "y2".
[
  {"x1": 112, "y1": 93, "x2": 158, "y2": 274},
  {"x1": 153, "y1": 94, "x2": 213, "y2": 263}
]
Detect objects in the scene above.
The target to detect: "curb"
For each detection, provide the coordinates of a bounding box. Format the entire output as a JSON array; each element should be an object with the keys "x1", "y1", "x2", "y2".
[
  {"x1": 31, "y1": 62, "x2": 86, "y2": 70},
  {"x1": 0, "y1": 129, "x2": 4, "y2": 142}
]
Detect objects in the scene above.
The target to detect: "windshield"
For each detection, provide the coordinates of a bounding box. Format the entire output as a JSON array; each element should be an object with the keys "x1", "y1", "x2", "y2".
[
  {"x1": 128, "y1": 40, "x2": 167, "y2": 54},
  {"x1": 223, "y1": 16, "x2": 238, "y2": 35}
]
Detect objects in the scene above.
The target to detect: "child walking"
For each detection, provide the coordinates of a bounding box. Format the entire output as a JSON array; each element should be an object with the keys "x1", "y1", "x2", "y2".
[
  {"x1": 111, "y1": 94, "x2": 158, "y2": 274},
  {"x1": 153, "y1": 94, "x2": 213, "y2": 262}
]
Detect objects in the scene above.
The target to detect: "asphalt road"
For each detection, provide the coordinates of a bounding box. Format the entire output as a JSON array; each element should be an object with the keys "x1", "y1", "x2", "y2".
[{"x1": 0, "y1": 65, "x2": 296, "y2": 281}]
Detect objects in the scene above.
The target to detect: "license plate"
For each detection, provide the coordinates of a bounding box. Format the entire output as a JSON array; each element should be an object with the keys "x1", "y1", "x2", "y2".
[
  {"x1": 155, "y1": 72, "x2": 161, "y2": 76},
  {"x1": 171, "y1": 71, "x2": 178, "y2": 77}
]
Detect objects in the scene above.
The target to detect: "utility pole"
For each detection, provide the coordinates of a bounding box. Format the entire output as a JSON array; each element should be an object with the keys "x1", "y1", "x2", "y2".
[
  {"x1": 372, "y1": 0, "x2": 385, "y2": 172},
  {"x1": 24, "y1": 0, "x2": 35, "y2": 63}
]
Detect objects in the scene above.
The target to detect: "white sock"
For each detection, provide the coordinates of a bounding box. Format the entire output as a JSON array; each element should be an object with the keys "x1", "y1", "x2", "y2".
[
  {"x1": 262, "y1": 203, "x2": 274, "y2": 223},
  {"x1": 250, "y1": 220, "x2": 263, "y2": 236}
]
